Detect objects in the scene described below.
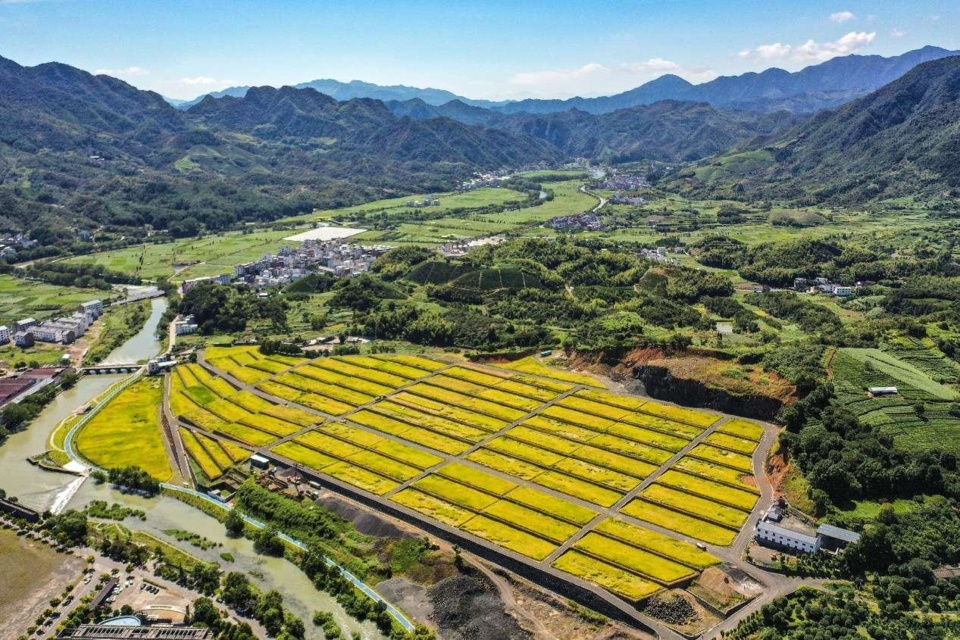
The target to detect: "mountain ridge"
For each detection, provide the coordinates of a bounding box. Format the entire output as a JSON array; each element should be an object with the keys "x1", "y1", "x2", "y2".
[
  {"x1": 681, "y1": 55, "x2": 960, "y2": 203},
  {"x1": 176, "y1": 46, "x2": 960, "y2": 117}
]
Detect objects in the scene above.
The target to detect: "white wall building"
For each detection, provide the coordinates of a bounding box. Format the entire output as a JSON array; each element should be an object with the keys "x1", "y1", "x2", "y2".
[{"x1": 756, "y1": 520, "x2": 821, "y2": 554}]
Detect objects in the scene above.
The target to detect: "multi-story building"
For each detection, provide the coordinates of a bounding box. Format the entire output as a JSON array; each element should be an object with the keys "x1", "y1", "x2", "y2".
[{"x1": 80, "y1": 299, "x2": 104, "y2": 318}]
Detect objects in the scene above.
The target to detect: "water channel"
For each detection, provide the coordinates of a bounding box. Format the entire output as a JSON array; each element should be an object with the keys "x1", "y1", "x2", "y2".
[{"x1": 0, "y1": 297, "x2": 384, "y2": 639}]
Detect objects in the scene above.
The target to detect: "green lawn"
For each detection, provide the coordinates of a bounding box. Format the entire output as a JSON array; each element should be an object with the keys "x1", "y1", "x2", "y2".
[
  {"x1": 0, "y1": 274, "x2": 108, "y2": 326},
  {"x1": 63, "y1": 230, "x2": 299, "y2": 282}
]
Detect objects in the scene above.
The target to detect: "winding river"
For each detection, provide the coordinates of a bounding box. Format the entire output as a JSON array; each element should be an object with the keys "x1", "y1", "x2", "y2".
[{"x1": 0, "y1": 297, "x2": 385, "y2": 639}]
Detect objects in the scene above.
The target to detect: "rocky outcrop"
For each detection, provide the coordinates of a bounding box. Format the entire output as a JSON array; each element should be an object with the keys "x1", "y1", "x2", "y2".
[{"x1": 632, "y1": 365, "x2": 784, "y2": 421}]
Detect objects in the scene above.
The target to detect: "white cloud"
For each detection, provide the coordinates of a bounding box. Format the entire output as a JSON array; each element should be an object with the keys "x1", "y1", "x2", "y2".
[
  {"x1": 508, "y1": 59, "x2": 716, "y2": 98},
  {"x1": 890, "y1": 28, "x2": 906, "y2": 38},
  {"x1": 739, "y1": 31, "x2": 876, "y2": 64},
  {"x1": 94, "y1": 66, "x2": 149, "y2": 78},
  {"x1": 179, "y1": 76, "x2": 234, "y2": 86},
  {"x1": 829, "y1": 11, "x2": 855, "y2": 23}
]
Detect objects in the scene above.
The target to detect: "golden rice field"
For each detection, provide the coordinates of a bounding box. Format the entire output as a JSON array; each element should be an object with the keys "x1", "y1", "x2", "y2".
[
  {"x1": 185, "y1": 349, "x2": 766, "y2": 606},
  {"x1": 75, "y1": 376, "x2": 175, "y2": 481}
]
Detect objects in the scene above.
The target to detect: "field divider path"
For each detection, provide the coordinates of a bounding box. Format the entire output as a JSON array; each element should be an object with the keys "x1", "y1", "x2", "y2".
[
  {"x1": 161, "y1": 372, "x2": 192, "y2": 487},
  {"x1": 542, "y1": 415, "x2": 734, "y2": 566},
  {"x1": 381, "y1": 383, "x2": 587, "y2": 499}
]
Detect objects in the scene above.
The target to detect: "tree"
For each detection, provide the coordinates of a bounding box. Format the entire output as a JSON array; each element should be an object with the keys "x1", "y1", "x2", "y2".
[
  {"x1": 253, "y1": 527, "x2": 285, "y2": 557},
  {"x1": 221, "y1": 572, "x2": 257, "y2": 612},
  {"x1": 224, "y1": 509, "x2": 245, "y2": 538},
  {"x1": 0, "y1": 403, "x2": 31, "y2": 432}
]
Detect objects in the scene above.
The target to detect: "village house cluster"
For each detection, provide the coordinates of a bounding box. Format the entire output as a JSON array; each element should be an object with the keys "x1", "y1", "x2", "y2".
[
  {"x1": 640, "y1": 246, "x2": 684, "y2": 264},
  {"x1": 1, "y1": 299, "x2": 103, "y2": 347},
  {"x1": 405, "y1": 195, "x2": 441, "y2": 208},
  {"x1": 0, "y1": 232, "x2": 37, "y2": 259},
  {"x1": 793, "y1": 277, "x2": 866, "y2": 297},
  {"x1": 595, "y1": 174, "x2": 649, "y2": 191},
  {"x1": 181, "y1": 240, "x2": 390, "y2": 294},
  {"x1": 457, "y1": 170, "x2": 513, "y2": 191},
  {"x1": 546, "y1": 212, "x2": 607, "y2": 231}
]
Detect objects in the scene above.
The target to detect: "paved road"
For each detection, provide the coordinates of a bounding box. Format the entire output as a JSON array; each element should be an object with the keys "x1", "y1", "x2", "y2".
[{"x1": 579, "y1": 185, "x2": 608, "y2": 214}]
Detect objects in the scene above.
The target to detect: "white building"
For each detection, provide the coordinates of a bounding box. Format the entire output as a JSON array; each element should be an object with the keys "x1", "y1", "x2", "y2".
[
  {"x1": 756, "y1": 520, "x2": 821, "y2": 554},
  {"x1": 80, "y1": 300, "x2": 104, "y2": 318},
  {"x1": 0, "y1": 325, "x2": 9, "y2": 344}
]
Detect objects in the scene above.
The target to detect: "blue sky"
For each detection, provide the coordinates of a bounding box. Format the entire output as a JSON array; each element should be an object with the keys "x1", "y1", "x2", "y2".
[{"x1": 1, "y1": 0, "x2": 957, "y2": 100}]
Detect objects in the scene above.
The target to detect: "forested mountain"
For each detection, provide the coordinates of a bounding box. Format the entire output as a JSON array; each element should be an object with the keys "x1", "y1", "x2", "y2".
[
  {"x1": 682, "y1": 56, "x2": 960, "y2": 204},
  {"x1": 186, "y1": 86, "x2": 556, "y2": 166},
  {"x1": 2, "y1": 50, "x2": 959, "y2": 237},
  {"x1": 0, "y1": 56, "x2": 554, "y2": 235},
  {"x1": 186, "y1": 46, "x2": 959, "y2": 117}
]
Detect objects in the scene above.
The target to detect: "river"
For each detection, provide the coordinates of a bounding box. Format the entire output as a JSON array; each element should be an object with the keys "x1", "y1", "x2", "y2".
[{"x1": 0, "y1": 296, "x2": 384, "y2": 639}]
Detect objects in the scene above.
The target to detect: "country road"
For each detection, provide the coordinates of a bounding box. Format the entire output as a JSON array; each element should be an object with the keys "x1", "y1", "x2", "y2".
[{"x1": 580, "y1": 185, "x2": 608, "y2": 213}]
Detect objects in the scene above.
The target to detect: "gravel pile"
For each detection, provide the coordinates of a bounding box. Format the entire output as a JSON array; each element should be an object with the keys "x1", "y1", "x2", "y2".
[
  {"x1": 429, "y1": 573, "x2": 530, "y2": 640},
  {"x1": 317, "y1": 495, "x2": 409, "y2": 538},
  {"x1": 642, "y1": 594, "x2": 697, "y2": 625}
]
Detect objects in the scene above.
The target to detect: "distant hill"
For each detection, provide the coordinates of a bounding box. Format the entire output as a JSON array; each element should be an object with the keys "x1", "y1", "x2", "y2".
[
  {"x1": 178, "y1": 78, "x2": 498, "y2": 110},
  {"x1": 186, "y1": 86, "x2": 559, "y2": 166},
  {"x1": 183, "y1": 46, "x2": 960, "y2": 117},
  {"x1": 0, "y1": 56, "x2": 555, "y2": 235},
  {"x1": 681, "y1": 55, "x2": 960, "y2": 203},
  {"x1": 494, "y1": 102, "x2": 800, "y2": 163}
]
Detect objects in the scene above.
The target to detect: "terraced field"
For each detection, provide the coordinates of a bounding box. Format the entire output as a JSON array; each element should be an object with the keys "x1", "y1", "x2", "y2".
[
  {"x1": 192, "y1": 349, "x2": 766, "y2": 607},
  {"x1": 831, "y1": 347, "x2": 960, "y2": 453},
  {"x1": 169, "y1": 361, "x2": 318, "y2": 449}
]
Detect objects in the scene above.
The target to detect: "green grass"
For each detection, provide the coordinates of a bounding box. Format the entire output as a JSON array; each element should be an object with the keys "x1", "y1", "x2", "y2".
[
  {"x1": 834, "y1": 498, "x2": 919, "y2": 521},
  {"x1": 63, "y1": 230, "x2": 300, "y2": 282},
  {"x1": 0, "y1": 273, "x2": 108, "y2": 327},
  {"x1": 75, "y1": 376, "x2": 175, "y2": 481}
]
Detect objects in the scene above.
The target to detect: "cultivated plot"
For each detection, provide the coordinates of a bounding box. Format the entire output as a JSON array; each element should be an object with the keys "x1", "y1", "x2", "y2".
[{"x1": 193, "y1": 349, "x2": 766, "y2": 606}]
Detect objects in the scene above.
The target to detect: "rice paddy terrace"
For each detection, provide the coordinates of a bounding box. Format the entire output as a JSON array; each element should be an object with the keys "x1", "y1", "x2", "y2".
[{"x1": 169, "y1": 346, "x2": 770, "y2": 622}]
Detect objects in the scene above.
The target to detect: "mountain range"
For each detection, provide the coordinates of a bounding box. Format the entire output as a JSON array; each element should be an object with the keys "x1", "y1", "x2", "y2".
[
  {"x1": 177, "y1": 46, "x2": 960, "y2": 117},
  {"x1": 681, "y1": 55, "x2": 960, "y2": 203},
  {"x1": 0, "y1": 49, "x2": 959, "y2": 238}
]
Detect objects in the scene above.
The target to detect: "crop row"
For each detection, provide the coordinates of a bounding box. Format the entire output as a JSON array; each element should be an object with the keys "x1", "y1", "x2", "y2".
[
  {"x1": 389, "y1": 391, "x2": 508, "y2": 431},
  {"x1": 620, "y1": 499, "x2": 738, "y2": 546},
  {"x1": 704, "y1": 432, "x2": 758, "y2": 455},
  {"x1": 274, "y1": 372, "x2": 375, "y2": 407},
  {"x1": 350, "y1": 409, "x2": 473, "y2": 455},
  {"x1": 305, "y1": 358, "x2": 409, "y2": 389},
  {"x1": 258, "y1": 380, "x2": 353, "y2": 415},
  {"x1": 553, "y1": 551, "x2": 662, "y2": 602},
  {"x1": 716, "y1": 418, "x2": 765, "y2": 441},
  {"x1": 404, "y1": 382, "x2": 527, "y2": 422},
  {"x1": 483, "y1": 436, "x2": 643, "y2": 493},
  {"x1": 640, "y1": 484, "x2": 750, "y2": 529},
  {"x1": 520, "y1": 415, "x2": 674, "y2": 467},
  {"x1": 296, "y1": 363, "x2": 395, "y2": 396},
  {"x1": 657, "y1": 470, "x2": 759, "y2": 510},
  {"x1": 673, "y1": 457, "x2": 759, "y2": 494},
  {"x1": 504, "y1": 425, "x2": 660, "y2": 479},
  {"x1": 170, "y1": 364, "x2": 315, "y2": 446},
  {"x1": 539, "y1": 406, "x2": 691, "y2": 453},
  {"x1": 270, "y1": 422, "x2": 444, "y2": 496},
  {"x1": 466, "y1": 447, "x2": 623, "y2": 507},
  {"x1": 181, "y1": 429, "x2": 223, "y2": 479},
  {"x1": 687, "y1": 444, "x2": 754, "y2": 474}
]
